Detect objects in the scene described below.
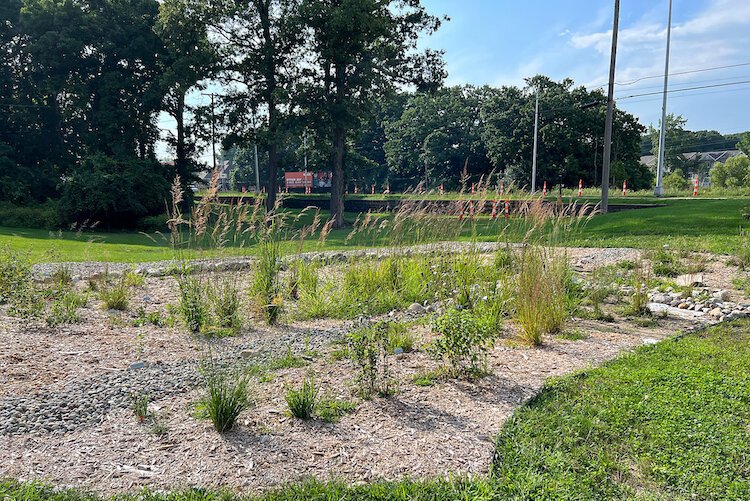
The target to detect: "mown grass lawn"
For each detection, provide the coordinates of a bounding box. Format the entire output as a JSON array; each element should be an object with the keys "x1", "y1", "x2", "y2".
[
  {"x1": 0, "y1": 196, "x2": 747, "y2": 263},
  {"x1": 3, "y1": 320, "x2": 750, "y2": 500}
]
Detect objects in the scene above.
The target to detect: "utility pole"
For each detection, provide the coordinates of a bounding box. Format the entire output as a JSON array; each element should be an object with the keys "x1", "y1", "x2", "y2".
[
  {"x1": 303, "y1": 131, "x2": 308, "y2": 171},
  {"x1": 531, "y1": 89, "x2": 539, "y2": 193},
  {"x1": 601, "y1": 0, "x2": 620, "y2": 214},
  {"x1": 654, "y1": 0, "x2": 673, "y2": 197}
]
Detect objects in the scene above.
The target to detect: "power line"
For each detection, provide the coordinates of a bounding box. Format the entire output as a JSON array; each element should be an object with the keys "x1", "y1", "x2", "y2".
[
  {"x1": 618, "y1": 80, "x2": 750, "y2": 101},
  {"x1": 616, "y1": 61, "x2": 750, "y2": 86}
]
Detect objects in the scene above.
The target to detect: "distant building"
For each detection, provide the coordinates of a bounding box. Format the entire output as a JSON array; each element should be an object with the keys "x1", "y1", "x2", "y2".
[
  {"x1": 639, "y1": 149, "x2": 743, "y2": 185},
  {"x1": 196, "y1": 160, "x2": 233, "y2": 191}
]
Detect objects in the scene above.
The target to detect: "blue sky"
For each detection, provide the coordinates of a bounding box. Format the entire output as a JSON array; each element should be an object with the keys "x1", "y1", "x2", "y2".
[{"x1": 421, "y1": 0, "x2": 750, "y2": 136}]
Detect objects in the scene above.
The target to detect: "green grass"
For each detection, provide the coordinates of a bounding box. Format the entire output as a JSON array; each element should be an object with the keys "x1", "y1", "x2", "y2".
[
  {"x1": 4, "y1": 321, "x2": 750, "y2": 499},
  {"x1": 1, "y1": 197, "x2": 748, "y2": 263}
]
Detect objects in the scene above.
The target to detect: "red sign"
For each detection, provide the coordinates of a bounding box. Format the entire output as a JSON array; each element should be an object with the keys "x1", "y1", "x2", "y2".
[{"x1": 285, "y1": 171, "x2": 313, "y2": 189}]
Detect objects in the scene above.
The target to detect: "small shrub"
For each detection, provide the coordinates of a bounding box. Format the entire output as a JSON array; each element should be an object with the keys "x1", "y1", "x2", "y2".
[
  {"x1": 203, "y1": 368, "x2": 249, "y2": 433},
  {"x1": 412, "y1": 368, "x2": 447, "y2": 387},
  {"x1": 386, "y1": 322, "x2": 417, "y2": 353},
  {"x1": 99, "y1": 278, "x2": 130, "y2": 311},
  {"x1": 315, "y1": 396, "x2": 357, "y2": 423},
  {"x1": 0, "y1": 247, "x2": 43, "y2": 317},
  {"x1": 348, "y1": 322, "x2": 397, "y2": 398},
  {"x1": 429, "y1": 308, "x2": 495, "y2": 378},
  {"x1": 177, "y1": 275, "x2": 209, "y2": 333},
  {"x1": 46, "y1": 291, "x2": 87, "y2": 327},
  {"x1": 286, "y1": 376, "x2": 318, "y2": 420}
]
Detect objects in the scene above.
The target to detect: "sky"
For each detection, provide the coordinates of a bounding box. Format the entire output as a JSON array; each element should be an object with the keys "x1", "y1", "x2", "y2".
[
  {"x1": 165, "y1": 0, "x2": 750, "y2": 163},
  {"x1": 421, "y1": 0, "x2": 750, "y2": 136}
]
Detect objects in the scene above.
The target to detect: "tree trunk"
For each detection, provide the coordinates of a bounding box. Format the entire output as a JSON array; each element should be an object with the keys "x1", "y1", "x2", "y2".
[
  {"x1": 174, "y1": 91, "x2": 193, "y2": 212},
  {"x1": 258, "y1": 0, "x2": 277, "y2": 212},
  {"x1": 331, "y1": 126, "x2": 345, "y2": 228},
  {"x1": 330, "y1": 62, "x2": 346, "y2": 229}
]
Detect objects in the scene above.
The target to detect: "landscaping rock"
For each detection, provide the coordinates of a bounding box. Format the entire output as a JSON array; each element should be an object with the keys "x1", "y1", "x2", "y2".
[
  {"x1": 675, "y1": 274, "x2": 705, "y2": 287},
  {"x1": 407, "y1": 303, "x2": 426, "y2": 314}
]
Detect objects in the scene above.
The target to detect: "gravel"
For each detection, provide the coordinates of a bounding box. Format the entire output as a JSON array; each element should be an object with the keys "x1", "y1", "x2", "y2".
[{"x1": 0, "y1": 325, "x2": 347, "y2": 436}]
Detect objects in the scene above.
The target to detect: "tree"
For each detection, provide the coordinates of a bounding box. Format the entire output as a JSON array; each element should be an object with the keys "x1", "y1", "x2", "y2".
[
  {"x1": 710, "y1": 156, "x2": 750, "y2": 188},
  {"x1": 738, "y1": 133, "x2": 750, "y2": 156},
  {"x1": 385, "y1": 86, "x2": 490, "y2": 190},
  {"x1": 300, "y1": 0, "x2": 443, "y2": 228},
  {"x1": 155, "y1": 0, "x2": 218, "y2": 210},
  {"x1": 212, "y1": 0, "x2": 304, "y2": 210}
]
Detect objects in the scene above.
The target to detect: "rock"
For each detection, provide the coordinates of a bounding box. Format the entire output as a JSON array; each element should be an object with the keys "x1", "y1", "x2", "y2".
[
  {"x1": 675, "y1": 274, "x2": 705, "y2": 287},
  {"x1": 709, "y1": 307, "x2": 723, "y2": 318},
  {"x1": 128, "y1": 361, "x2": 147, "y2": 370},
  {"x1": 642, "y1": 338, "x2": 659, "y2": 345},
  {"x1": 713, "y1": 290, "x2": 731, "y2": 301},
  {"x1": 407, "y1": 303, "x2": 426, "y2": 314},
  {"x1": 678, "y1": 303, "x2": 689, "y2": 309}
]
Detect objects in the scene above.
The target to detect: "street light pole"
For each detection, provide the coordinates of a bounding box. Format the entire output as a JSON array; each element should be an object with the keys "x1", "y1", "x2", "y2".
[
  {"x1": 600, "y1": 0, "x2": 620, "y2": 215},
  {"x1": 531, "y1": 89, "x2": 539, "y2": 193},
  {"x1": 654, "y1": 0, "x2": 673, "y2": 197}
]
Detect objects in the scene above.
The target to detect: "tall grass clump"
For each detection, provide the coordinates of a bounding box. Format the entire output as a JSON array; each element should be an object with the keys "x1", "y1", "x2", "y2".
[
  {"x1": 208, "y1": 276, "x2": 242, "y2": 333},
  {"x1": 177, "y1": 274, "x2": 209, "y2": 333},
  {"x1": 46, "y1": 290, "x2": 87, "y2": 326},
  {"x1": 251, "y1": 203, "x2": 287, "y2": 324},
  {"x1": 98, "y1": 276, "x2": 130, "y2": 311},
  {"x1": 286, "y1": 375, "x2": 318, "y2": 420},
  {"x1": 624, "y1": 259, "x2": 651, "y2": 317},
  {"x1": 203, "y1": 366, "x2": 249, "y2": 433}
]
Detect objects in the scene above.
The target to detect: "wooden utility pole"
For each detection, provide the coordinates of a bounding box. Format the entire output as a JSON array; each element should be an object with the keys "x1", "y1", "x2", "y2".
[{"x1": 601, "y1": 0, "x2": 620, "y2": 214}]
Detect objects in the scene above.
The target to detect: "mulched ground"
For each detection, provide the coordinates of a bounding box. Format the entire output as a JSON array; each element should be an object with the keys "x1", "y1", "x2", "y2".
[{"x1": 0, "y1": 247, "x2": 746, "y2": 496}]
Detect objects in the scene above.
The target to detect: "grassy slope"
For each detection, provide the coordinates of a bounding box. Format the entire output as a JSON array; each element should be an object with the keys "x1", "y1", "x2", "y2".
[
  {"x1": 0, "y1": 197, "x2": 747, "y2": 263},
  {"x1": 3, "y1": 320, "x2": 750, "y2": 500}
]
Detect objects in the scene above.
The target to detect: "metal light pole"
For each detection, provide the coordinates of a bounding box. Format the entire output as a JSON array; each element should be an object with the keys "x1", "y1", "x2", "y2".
[
  {"x1": 601, "y1": 0, "x2": 620, "y2": 214},
  {"x1": 531, "y1": 89, "x2": 539, "y2": 193},
  {"x1": 654, "y1": 0, "x2": 673, "y2": 197}
]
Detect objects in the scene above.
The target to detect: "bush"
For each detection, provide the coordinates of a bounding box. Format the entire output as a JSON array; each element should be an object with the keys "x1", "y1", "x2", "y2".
[
  {"x1": 0, "y1": 247, "x2": 43, "y2": 317},
  {"x1": 663, "y1": 168, "x2": 691, "y2": 192},
  {"x1": 429, "y1": 308, "x2": 495, "y2": 377},
  {"x1": 286, "y1": 376, "x2": 318, "y2": 420},
  {"x1": 208, "y1": 277, "x2": 242, "y2": 332},
  {"x1": 58, "y1": 153, "x2": 170, "y2": 228},
  {"x1": 203, "y1": 368, "x2": 249, "y2": 433},
  {"x1": 0, "y1": 201, "x2": 61, "y2": 229}
]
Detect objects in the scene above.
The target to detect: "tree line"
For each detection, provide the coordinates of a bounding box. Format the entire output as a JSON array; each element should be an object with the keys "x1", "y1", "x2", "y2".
[{"x1": 1, "y1": 0, "x2": 652, "y2": 229}]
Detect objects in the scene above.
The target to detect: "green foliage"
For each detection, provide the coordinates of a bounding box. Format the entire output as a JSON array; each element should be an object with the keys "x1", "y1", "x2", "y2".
[
  {"x1": 132, "y1": 306, "x2": 169, "y2": 328},
  {"x1": 710, "y1": 155, "x2": 750, "y2": 188},
  {"x1": 733, "y1": 275, "x2": 750, "y2": 297},
  {"x1": 267, "y1": 347, "x2": 308, "y2": 370},
  {"x1": 131, "y1": 393, "x2": 150, "y2": 422},
  {"x1": 208, "y1": 277, "x2": 242, "y2": 332},
  {"x1": 735, "y1": 229, "x2": 750, "y2": 270},
  {"x1": 285, "y1": 376, "x2": 318, "y2": 420},
  {"x1": 0, "y1": 201, "x2": 61, "y2": 230},
  {"x1": 647, "y1": 246, "x2": 686, "y2": 277},
  {"x1": 386, "y1": 322, "x2": 417, "y2": 353},
  {"x1": 315, "y1": 397, "x2": 357, "y2": 423},
  {"x1": 252, "y1": 217, "x2": 284, "y2": 324},
  {"x1": 412, "y1": 368, "x2": 447, "y2": 387},
  {"x1": 99, "y1": 277, "x2": 130, "y2": 311},
  {"x1": 177, "y1": 275, "x2": 209, "y2": 333},
  {"x1": 46, "y1": 290, "x2": 87, "y2": 327},
  {"x1": 0, "y1": 246, "x2": 43, "y2": 318},
  {"x1": 429, "y1": 308, "x2": 495, "y2": 377},
  {"x1": 515, "y1": 248, "x2": 569, "y2": 345},
  {"x1": 203, "y1": 367, "x2": 250, "y2": 433},
  {"x1": 123, "y1": 270, "x2": 146, "y2": 288},
  {"x1": 347, "y1": 322, "x2": 397, "y2": 398},
  {"x1": 663, "y1": 168, "x2": 691, "y2": 192},
  {"x1": 624, "y1": 261, "x2": 651, "y2": 317}
]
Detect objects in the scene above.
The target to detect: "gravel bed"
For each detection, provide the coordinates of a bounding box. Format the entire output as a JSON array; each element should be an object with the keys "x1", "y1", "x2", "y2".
[{"x1": 0, "y1": 325, "x2": 348, "y2": 436}]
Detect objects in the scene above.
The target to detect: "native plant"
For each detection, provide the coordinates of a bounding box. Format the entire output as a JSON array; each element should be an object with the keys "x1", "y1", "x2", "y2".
[
  {"x1": 286, "y1": 375, "x2": 318, "y2": 420},
  {"x1": 0, "y1": 247, "x2": 43, "y2": 318},
  {"x1": 624, "y1": 260, "x2": 651, "y2": 317},
  {"x1": 177, "y1": 274, "x2": 209, "y2": 334},
  {"x1": 429, "y1": 308, "x2": 495, "y2": 377},
  {"x1": 46, "y1": 290, "x2": 87, "y2": 327},
  {"x1": 203, "y1": 366, "x2": 250, "y2": 433},
  {"x1": 348, "y1": 321, "x2": 397, "y2": 398},
  {"x1": 99, "y1": 276, "x2": 130, "y2": 311}
]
